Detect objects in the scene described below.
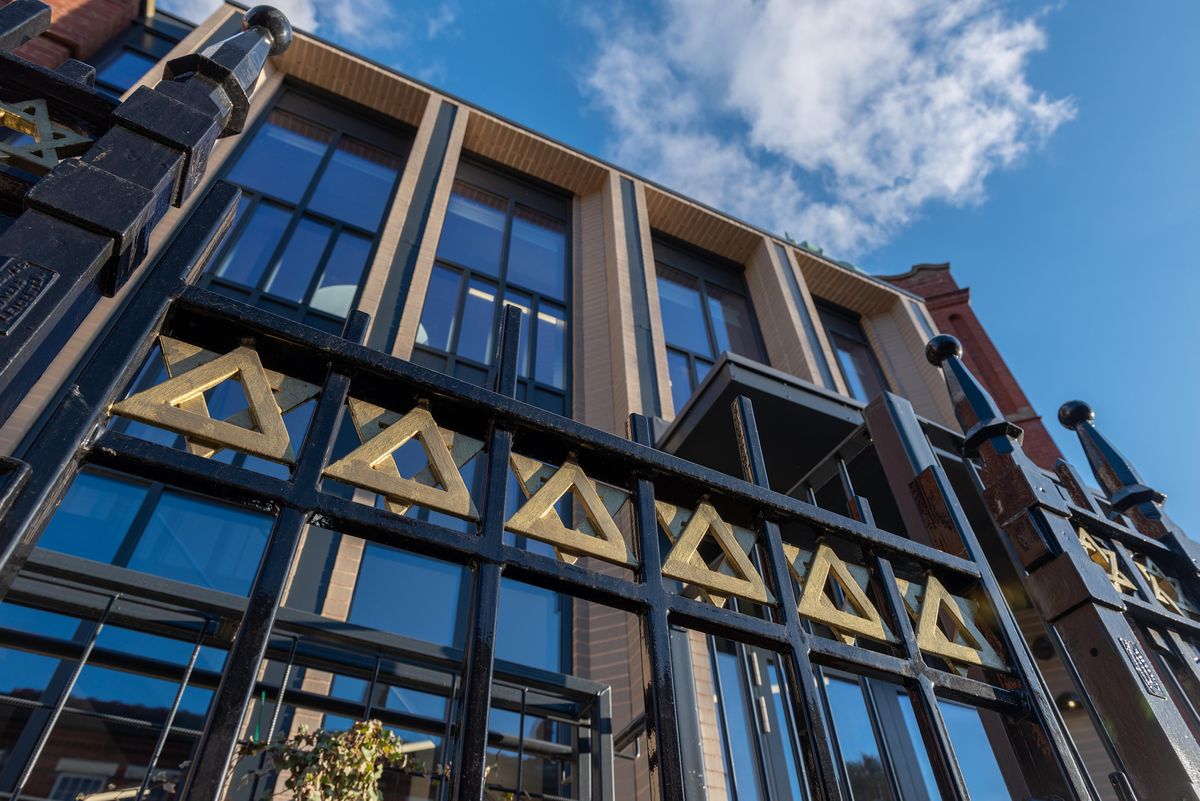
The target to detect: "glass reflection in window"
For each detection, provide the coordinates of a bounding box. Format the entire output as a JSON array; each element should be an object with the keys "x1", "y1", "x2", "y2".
[{"x1": 416, "y1": 172, "x2": 570, "y2": 412}]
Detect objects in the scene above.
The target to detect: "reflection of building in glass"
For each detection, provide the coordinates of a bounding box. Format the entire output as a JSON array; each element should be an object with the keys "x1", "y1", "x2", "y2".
[{"x1": 0, "y1": 3, "x2": 1189, "y2": 801}]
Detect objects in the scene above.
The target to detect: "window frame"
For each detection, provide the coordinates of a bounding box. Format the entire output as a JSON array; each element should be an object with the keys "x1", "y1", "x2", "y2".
[
  {"x1": 815, "y1": 299, "x2": 891, "y2": 402},
  {"x1": 90, "y1": 12, "x2": 193, "y2": 98},
  {"x1": 411, "y1": 158, "x2": 574, "y2": 414},
  {"x1": 199, "y1": 89, "x2": 412, "y2": 333},
  {"x1": 652, "y1": 235, "x2": 768, "y2": 413}
]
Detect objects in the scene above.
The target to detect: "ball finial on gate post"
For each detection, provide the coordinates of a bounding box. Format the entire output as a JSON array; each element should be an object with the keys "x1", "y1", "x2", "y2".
[
  {"x1": 1057, "y1": 400, "x2": 1094, "y2": 431},
  {"x1": 925, "y1": 334, "x2": 963, "y2": 366},
  {"x1": 244, "y1": 5, "x2": 293, "y2": 57}
]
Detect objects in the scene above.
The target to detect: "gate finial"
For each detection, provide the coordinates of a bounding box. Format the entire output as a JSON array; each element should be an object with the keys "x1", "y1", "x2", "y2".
[
  {"x1": 924, "y1": 334, "x2": 1023, "y2": 454},
  {"x1": 160, "y1": 5, "x2": 293, "y2": 137},
  {"x1": 1058, "y1": 399, "x2": 1166, "y2": 513}
]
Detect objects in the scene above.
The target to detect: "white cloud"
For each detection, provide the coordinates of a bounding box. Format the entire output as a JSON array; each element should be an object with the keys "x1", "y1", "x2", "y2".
[{"x1": 584, "y1": 0, "x2": 1073, "y2": 257}]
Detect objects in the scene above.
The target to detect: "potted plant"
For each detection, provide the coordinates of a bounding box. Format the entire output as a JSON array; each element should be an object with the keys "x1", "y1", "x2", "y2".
[{"x1": 238, "y1": 719, "x2": 409, "y2": 801}]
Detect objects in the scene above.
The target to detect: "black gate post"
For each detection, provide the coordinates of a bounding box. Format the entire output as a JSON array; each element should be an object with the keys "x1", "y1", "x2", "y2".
[
  {"x1": 925, "y1": 334, "x2": 1200, "y2": 801},
  {"x1": 863, "y1": 389, "x2": 1095, "y2": 800},
  {"x1": 0, "y1": 4, "x2": 291, "y2": 425}
]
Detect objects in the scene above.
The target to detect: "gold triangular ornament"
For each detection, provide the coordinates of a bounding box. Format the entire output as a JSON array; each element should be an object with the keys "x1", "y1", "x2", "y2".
[
  {"x1": 157, "y1": 336, "x2": 319, "y2": 460},
  {"x1": 904, "y1": 575, "x2": 1006, "y2": 672},
  {"x1": 794, "y1": 543, "x2": 892, "y2": 646},
  {"x1": 1076, "y1": 528, "x2": 1137, "y2": 595},
  {"x1": 111, "y1": 345, "x2": 293, "y2": 463},
  {"x1": 324, "y1": 402, "x2": 478, "y2": 519},
  {"x1": 506, "y1": 454, "x2": 632, "y2": 566},
  {"x1": 658, "y1": 501, "x2": 771, "y2": 607}
]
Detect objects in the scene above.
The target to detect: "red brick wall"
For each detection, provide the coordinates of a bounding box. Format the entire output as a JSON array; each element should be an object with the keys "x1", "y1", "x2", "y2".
[
  {"x1": 884, "y1": 263, "x2": 1063, "y2": 468},
  {"x1": 6, "y1": 0, "x2": 139, "y2": 69}
]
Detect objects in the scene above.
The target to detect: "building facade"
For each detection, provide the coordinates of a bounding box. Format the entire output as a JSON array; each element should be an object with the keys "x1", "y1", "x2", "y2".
[{"x1": 0, "y1": 3, "x2": 1197, "y2": 801}]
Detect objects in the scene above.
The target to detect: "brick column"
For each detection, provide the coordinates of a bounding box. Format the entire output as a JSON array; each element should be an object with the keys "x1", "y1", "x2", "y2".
[
  {"x1": 11, "y1": 0, "x2": 138, "y2": 69},
  {"x1": 883, "y1": 263, "x2": 1062, "y2": 468}
]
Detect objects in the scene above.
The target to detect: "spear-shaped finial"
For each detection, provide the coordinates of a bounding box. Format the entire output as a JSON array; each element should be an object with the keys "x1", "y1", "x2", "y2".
[
  {"x1": 925, "y1": 334, "x2": 1023, "y2": 454},
  {"x1": 1058, "y1": 400, "x2": 1165, "y2": 513}
]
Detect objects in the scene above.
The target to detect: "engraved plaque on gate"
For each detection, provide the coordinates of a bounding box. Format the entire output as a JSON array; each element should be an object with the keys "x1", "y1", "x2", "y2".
[
  {"x1": 1119, "y1": 636, "x2": 1168, "y2": 699},
  {"x1": 0, "y1": 258, "x2": 57, "y2": 335}
]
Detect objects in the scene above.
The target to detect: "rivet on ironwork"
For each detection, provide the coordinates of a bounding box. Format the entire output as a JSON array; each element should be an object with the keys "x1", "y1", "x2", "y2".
[
  {"x1": 786, "y1": 542, "x2": 893, "y2": 646},
  {"x1": 0, "y1": 98, "x2": 90, "y2": 174},
  {"x1": 506, "y1": 454, "x2": 633, "y2": 567},
  {"x1": 324, "y1": 400, "x2": 483, "y2": 519},
  {"x1": 110, "y1": 339, "x2": 296, "y2": 463},
  {"x1": 657, "y1": 500, "x2": 771, "y2": 607}
]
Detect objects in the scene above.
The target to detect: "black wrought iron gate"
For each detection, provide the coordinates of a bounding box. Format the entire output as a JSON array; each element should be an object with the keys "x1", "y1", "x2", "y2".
[
  {"x1": 0, "y1": 166, "x2": 1102, "y2": 801},
  {"x1": 927, "y1": 335, "x2": 1200, "y2": 801}
]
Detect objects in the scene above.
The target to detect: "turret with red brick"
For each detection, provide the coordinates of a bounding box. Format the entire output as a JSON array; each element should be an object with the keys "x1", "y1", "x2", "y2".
[{"x1": 884, "y1": 262, "x2": 1062, "y2": 468}]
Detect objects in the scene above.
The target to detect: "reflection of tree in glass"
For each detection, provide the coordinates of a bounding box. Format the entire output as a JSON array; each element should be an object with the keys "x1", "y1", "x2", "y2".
[{"x1": 846, "y1": 754, "x2": 892, "y2": 801}]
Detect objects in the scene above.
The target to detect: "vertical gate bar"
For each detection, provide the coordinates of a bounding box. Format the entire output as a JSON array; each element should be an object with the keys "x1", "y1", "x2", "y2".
[
  {"x1": 180, "y1": 311, "x2": 369, "y2": 801},
  {"x1": 866, "y1": 381, "x2": 1095, "y2": 799},
  {"x1": 136, "y1": 618, "x2": 211, "y2": 801},
  {"x1": 0, "y1": 183, "x2": 241, "y2": 600},
  {"x1": 831, "y1": 453, "x2": 970, "y2": 801},
  {"x1": 730, "y1": 396, "x2": 846, "y2": 801},
  {"x1": 451, "y1": 305, "x2": 521, "y2": 801},
  {"x1": 871, "y1": 555, "x2": 971, "y2": 801},
  {"x1": 628, "y1": 413, "x2": 687, "y2": 801},
  {"x1": 10, "y1": 594, "x2": 116, "y2": 801}
]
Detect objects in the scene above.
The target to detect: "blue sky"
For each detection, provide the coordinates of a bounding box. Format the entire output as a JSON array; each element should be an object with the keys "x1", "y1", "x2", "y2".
[{"x1": 168, "y1": 0, "x2": 1199, "y2": 532}]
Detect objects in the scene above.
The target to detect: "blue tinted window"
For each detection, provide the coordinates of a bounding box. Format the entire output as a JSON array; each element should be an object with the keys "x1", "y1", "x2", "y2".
[
  {"x1": 506, "y1": 206, "x2": 566, "y2": 300},
  {"x1": 497, "y1": 579, "x2": 563, "y2": 672},
  {"x1": 534, "y1": 303, "x2": 566, "y2": 389},
  {"x1": 714, "y1": 645, "x2": 766, "y2": 800},
  {"x1": 70, "y1": 665, "x2": 212, "y2": 722},
  {"x1": 666, "y1": 350, "x2": 692, "y2": 415},
  {"x1": 826, "y1": 675, "x2": 897, "y2": 801},
  {"x1": 126, "y1": 491, "x2": 272, "y2": 595},
  {"x1": 940, "y1": 699, "x2": 1010, "y2": 800},
  {"x1": 706, "y1": 283, "x2": 759, "y2": 357},
  {"x1": 457, "y1": 278, "x2": 497, "y2": 364},
  {"x1": 349, "y1": 544, "x2": 466, "y2": 647},
  {"x1": 0, "y1": 603, "x2": 78, "y2": 639},
  {"x1": 227, "y1": 111, "x2": 333, "y2": 203},
  {"x1": 264, "y1": 216, "x2": 332, "y2": 301},
  {"x1": 0, "y1": 647, "x2": 58, "y2": 695},
  {"x1": 213, "y1": 201, "x2": 290, "y2": 287},
  {"x1": 308, "y1": 137, "x2": 401, "y2": 230},
  {"x1": 417, "y1": 266, "x2": 462, "y2": 351},
  {"x1": 436, "y1": 185, "x2": 506, "y2": 276},
  {"x1": 95, "y1": 49, "x2": 156, "y2": 94},
  {"x1": 311, "y1": 232, "x2": 372, "y2": 317},
  {"x1": 38, "y1": 472, "x2": 148, "y2": 563},
  {"x1": 656, "y1": 266, "x2": 712, "y2": 357},
  {"x1": 899, "y1": 690, "x2": 941, "y2": 797}
]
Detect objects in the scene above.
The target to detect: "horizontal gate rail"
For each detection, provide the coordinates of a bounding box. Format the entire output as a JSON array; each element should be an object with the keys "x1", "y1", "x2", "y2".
[{"x1": 0, "y1": 188, "x2": 1097, "y2": 800}]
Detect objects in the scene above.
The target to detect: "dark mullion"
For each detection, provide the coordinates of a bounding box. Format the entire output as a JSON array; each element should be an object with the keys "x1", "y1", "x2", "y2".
[
  {"x1": 249, "y1": 131, "x2": 343, "y2": 301},
  {"x1": 202, "y1": 192, "x2": 263, "y2": 290},
  {"x1": 696, "y1": 278, "x2": 723, "y2": 364},
  {"x1": 708, "y1": 637, "x2": 743, "y2": 801},
  {"x1": 445, "y1": 263, "x2": 474, "y2": 374},
  {"x1": 297, "y1": 218, "x2": 345, "y2": 314}
]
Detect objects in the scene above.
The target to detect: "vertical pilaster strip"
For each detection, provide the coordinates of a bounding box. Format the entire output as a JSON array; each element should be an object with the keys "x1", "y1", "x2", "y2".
[
  {"x1": 771, "y1": 241, "x2": 835, "y2": 388},
  {"x1": 620, "y1": 177, "x2": 661, "y2": 417},
  {"x1": 370, "y1": 98, "x2": 458, "y2": 354}
]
